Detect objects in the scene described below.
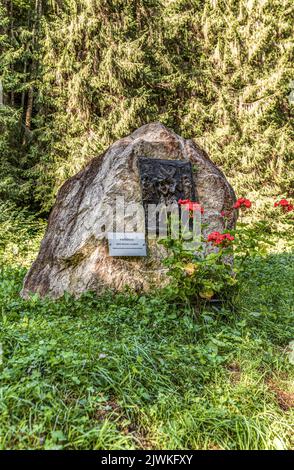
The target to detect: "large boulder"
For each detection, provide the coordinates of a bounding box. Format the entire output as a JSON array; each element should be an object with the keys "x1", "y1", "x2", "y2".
[{"x1": 21, "y1": 122, "x2": 237, "y2": 299}]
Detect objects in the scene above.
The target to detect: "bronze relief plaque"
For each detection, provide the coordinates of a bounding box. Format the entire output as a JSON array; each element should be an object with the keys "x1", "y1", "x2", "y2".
[{"x1": 138, "y1": 157, "x2": 196, "y2": 205}]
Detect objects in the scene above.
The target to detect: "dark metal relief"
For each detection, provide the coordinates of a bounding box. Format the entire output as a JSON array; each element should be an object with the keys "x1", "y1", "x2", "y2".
[{"x1": 138, "y1": 157, "x2": 196, "y2": 206}]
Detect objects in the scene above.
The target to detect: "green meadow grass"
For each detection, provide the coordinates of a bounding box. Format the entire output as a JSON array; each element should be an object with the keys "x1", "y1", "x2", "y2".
[{"x1": 0, "y1": 246, "x2": 293, "y2": 449}]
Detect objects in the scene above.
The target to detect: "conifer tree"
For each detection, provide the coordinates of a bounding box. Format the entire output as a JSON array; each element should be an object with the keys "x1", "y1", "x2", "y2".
[{"x1": 0, "y1": 0, "x2": 293, "y2": 212}]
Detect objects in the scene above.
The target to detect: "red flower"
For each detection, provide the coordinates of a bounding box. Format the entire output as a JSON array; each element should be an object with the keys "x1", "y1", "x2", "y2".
[
  {"x1": 207, "y1": 231, "x2": 234, "y2": 247},
  {"x1": 178, "y1": 199, "x2": 204, "y2": 214},
  {"x1": 274, "y1": 199, "x2": 293, "y2": 212},
  {"x1": 207, "y1": 231, "x2": 221, "y2": 242},
  {"x1": 233, "y1": 197, "x2": 252, "y2": 209}
]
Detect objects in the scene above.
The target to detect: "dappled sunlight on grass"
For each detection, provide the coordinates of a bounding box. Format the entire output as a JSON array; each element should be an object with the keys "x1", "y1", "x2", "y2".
[
  {"x1": 0, "y1": 245, "x2": 293, "y2": 449},
  {"x1": 0, "y1": 203, "x2": 293, "y2": 449}
]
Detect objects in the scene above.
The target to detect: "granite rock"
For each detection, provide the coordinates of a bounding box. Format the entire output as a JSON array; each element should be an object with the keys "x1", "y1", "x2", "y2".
[{"x1": 21, "y1": 122, "x2": 237, "y2": 298}]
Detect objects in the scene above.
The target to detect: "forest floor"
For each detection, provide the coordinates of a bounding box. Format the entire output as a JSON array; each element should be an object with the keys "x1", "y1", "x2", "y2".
[{"x1": 0, "y1": 214, "x2": 293, "y2": 450}]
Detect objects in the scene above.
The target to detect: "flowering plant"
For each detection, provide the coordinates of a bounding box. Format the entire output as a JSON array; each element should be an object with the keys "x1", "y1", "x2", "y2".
[
  {"x1": 159, "y1": 195, "x2": 285, "y2": 308},
  {"x1": 233, "y1": 197, "x2": 251, "y2": 209},
  {"x1": 178, "y1": 198, "x2": 204, "y2": 218},
  {"x1": 274, "y1": 199, "x2": 293, "y2": 212},
  {"x1": 159, "y1": 200, "x2": 237, "y2": 306},
  {"x1": 159, "y1": 232, "x2": 236, "y2": 306},
  {"x1": 207, "y1": 231, "x2": 235, "y2": 247}
]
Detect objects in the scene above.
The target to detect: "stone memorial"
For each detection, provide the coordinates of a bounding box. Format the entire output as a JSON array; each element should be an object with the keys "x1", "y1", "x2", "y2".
[{"x1": 21, "y1": 122, "x2": 237, "y2": 299}]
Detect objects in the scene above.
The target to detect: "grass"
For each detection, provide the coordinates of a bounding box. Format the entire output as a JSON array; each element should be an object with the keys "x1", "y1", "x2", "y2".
[
  {"x1": 0, "y1": 253, "x2": 293, "y2": 449},
  {"x1": 0, "y1": 206, "x2": 293, "y2": 449}
]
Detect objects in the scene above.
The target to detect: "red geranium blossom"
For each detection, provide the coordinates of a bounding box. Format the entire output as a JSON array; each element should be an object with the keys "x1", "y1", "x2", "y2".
[
  {"x1": 207, "y1": 231, "x2": 234, "y2": 247},
  {"x1": 233, "y1": 197, "x2": 252, "y2": 209},
  {"x1": 274, "y1": 199, "x2": 293, "y2": 212},
  {"x1": 178, "y1": 199, "x2": 204, "y2": 214}
]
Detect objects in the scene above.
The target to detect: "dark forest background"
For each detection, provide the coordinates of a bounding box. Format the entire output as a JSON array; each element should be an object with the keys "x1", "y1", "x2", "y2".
[{"x1": 1, "y1": 0, "x2": 293, "y2": 215}]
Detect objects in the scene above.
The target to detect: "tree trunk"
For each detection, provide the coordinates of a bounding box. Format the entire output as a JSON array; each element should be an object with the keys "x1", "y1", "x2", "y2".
[
  {"x1": 0, "y1": 80, "x2": 3, "y2": 107},
  {"x1": 21, "y1": 61, "x2": 27, "y2": 109},
  {"x1": 25, "y1": 86, "x2": 34, "y2": 129},
  {"x1": 23, "y1": 0, "x2": 42, "y2": 141}
]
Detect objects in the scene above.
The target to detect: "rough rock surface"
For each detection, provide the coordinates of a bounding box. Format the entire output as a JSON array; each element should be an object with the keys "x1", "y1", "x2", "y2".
[{"x1": 21, "y1": 122, "x2": 237, "y2": 299}]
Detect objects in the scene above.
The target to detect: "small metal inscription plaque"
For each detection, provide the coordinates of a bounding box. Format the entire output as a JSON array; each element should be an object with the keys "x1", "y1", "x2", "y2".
[{"x1": 108, "y1": 232, "x2": 147, "y2": 257}]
